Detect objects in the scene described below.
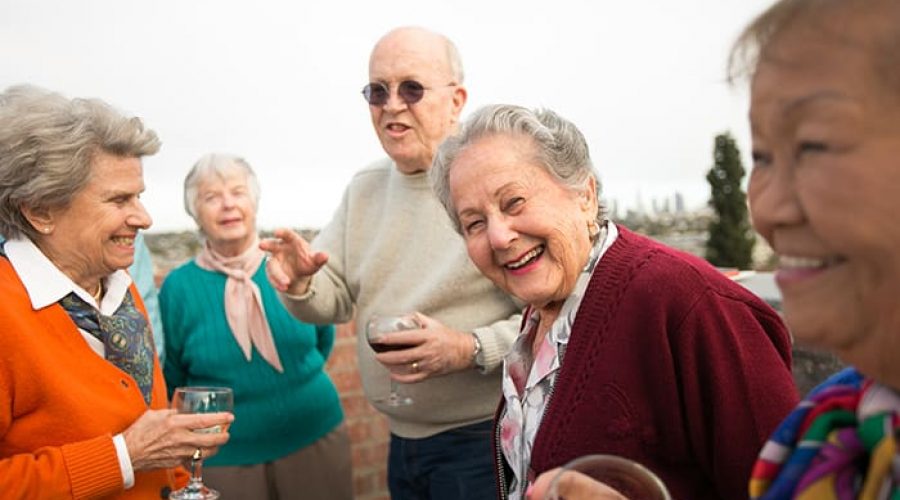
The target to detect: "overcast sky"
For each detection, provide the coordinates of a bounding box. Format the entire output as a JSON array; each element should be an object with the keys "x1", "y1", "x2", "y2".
[{"x1": 2, "y1": 0, "x2": 775, "y2": 232}]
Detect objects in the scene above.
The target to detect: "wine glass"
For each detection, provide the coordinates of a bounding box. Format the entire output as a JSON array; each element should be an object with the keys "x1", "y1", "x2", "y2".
[
  {"x1": 366, "y1": 314, "x2": 419, "y2": 406},
  {"x1": 546, "y1": 454, "x2": 671, "y2": 500},
  {"x1": 169, "y1": 386, "x2": 234, "y2": 500}
]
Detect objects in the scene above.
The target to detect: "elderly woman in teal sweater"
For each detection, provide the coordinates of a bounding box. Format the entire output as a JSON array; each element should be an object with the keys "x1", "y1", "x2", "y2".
[{"x1": 160, "y1": 153, "x2": 351, "y2": 500}]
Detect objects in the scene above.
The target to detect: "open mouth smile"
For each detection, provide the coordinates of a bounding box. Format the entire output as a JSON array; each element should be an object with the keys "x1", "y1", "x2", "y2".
[
  {"x1": 111, "y1": 236, "x2": 135, "y2": 246},
  {"x1": 505, "y1": 245, "x2": 545, "y2": 270},
  {"x1": 779, "y1": 254, "x2": 846, "y2": 270}
]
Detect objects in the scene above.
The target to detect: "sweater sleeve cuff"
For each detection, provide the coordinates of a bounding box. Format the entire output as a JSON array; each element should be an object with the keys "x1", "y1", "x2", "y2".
[
  {"x1": 472, "y1": 326, "x2": 509, "y2": 373},
  {"x1": 113, "y1": 433, "x2": 135, "y2": 488},
  {"x1": 281, "y1": 283, "x2": 316, "y2": 302},
  {"x1": 61, "y1": 434, "x2": 125, "y2": 498}
]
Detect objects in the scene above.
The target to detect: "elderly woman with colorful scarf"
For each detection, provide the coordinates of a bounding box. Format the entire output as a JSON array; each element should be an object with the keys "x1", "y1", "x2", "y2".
[
  {"x1": 731, "y1": 0, "x2": 900, "y2": 498},
  {"x1": 523, "y1": 0, "x2": 900, "y2": 498},
  {"x1": 160, "y1": 154, "x2": 352, "y2": 499}
]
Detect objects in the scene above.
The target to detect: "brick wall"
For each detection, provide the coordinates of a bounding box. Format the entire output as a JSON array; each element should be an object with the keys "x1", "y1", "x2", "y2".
[{"x1": 325, "y1": 320, "x2": 391, "y2": 500}]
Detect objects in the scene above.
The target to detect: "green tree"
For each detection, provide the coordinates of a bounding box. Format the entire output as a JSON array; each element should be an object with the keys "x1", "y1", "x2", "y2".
[{"x1": 706, "y1": 132, "x2": 755, "y2": 269}]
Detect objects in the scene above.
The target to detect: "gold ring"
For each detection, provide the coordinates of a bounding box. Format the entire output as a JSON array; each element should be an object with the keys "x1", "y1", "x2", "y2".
[
  {"x1": 192, "y1": 448, "x2": 202, "y2": 461},
  {"x1": 411, "y1": 361, "x2": 419, "y2": 373}
]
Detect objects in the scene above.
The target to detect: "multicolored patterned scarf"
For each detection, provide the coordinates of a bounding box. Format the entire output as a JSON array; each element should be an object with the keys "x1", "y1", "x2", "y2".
[
  {"x1": 749, "y1": 367, "x2": 900, "y2": 499},
  {"x1": 61, "y1": 290, "x2": 156, "y2": 405}
]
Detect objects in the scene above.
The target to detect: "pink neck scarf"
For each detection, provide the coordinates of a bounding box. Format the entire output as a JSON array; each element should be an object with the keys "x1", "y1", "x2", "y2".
[{"x1": 195, "y1": 236, "x2": 284, "y2": 373}]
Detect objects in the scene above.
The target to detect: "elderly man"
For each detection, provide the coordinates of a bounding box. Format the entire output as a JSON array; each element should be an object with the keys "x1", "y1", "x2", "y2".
[{"x1": 263, "y1": 27, "x2": 520, "y2": 499}]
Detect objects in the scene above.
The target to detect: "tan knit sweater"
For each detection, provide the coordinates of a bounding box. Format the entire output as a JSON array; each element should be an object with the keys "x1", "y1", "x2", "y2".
[{"x1": 281, "y1": 159, "x2": 521, "y2": 438}]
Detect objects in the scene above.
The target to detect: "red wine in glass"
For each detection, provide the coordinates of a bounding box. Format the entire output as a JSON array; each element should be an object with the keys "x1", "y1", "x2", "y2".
[
  {"x1": 369, "y1": 341, "x2": 417, "y2": 353},
  {"x1": 366, "y1": 314, "x2": 420, "y2": 406}
]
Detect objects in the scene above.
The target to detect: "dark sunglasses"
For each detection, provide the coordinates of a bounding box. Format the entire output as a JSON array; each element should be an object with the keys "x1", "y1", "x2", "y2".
[{"x1": 361, "y1": 80, "x2": 455, "y2": 106}]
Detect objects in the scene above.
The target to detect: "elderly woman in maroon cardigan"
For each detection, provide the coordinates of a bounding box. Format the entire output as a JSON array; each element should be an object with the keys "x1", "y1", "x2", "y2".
[{"x1": 430, "y1": 104, "x2": 799, "y2": 499}]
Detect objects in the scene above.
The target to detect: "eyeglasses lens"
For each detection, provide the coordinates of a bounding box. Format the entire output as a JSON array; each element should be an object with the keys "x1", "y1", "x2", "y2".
[
  {"x1": 362, "y1": 81, "x2": 426, "y2": 106},
  {"x1": 362, "y1": 84, "x2": 388, "y2": 106},
  {"x1": 397, "y1": 81, "x2": 425, "y2": 104}
]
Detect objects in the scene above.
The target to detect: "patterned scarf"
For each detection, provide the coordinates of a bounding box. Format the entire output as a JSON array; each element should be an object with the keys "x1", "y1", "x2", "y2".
[
  {"x1": 61, "y1": 290, "x2": 156, "y2": 405},
  {"x1": 749, "y1": 367, "x2": 900, "y2": 499},
  {"x1": 195, "y1": 236, "x2": 284, "y2": 372}
]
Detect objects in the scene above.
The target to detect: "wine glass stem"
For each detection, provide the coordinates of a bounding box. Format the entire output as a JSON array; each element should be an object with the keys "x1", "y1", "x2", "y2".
[
  {"x1": 187, "y1": 456, "x2": 205, "y2": 491},
  {"x1": 389, "y1": 380, "x2": 400, "y2": 400}
]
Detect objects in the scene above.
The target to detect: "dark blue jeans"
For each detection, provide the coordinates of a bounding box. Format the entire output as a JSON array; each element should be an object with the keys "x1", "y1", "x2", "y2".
[{"x1": 388, "y1": 419, "x2": 496, "y2": 500}]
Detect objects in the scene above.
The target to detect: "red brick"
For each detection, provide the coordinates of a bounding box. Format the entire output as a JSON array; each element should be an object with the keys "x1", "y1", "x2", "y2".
[
  {"x1": 325, "y1": 342, "x2": 359, "y2": 373},
  {"x1": 353, "y1": 472, "x2": 374, "y2": 496},
  {"x1": 347, "y1": 418, "x2": 374, "y2": 443},
  {"x1": 341, "y1": 393, "x2": 375, "y2": 419},
  {"x1": 352, "y1": 441, "x2": 389, "y2": 466},
  {"x1": 332, "y1": 370, "x2": 364, "y2": 392},
  {"x1": 335, "y1": 321, "x2": 356, "y2": 339}
]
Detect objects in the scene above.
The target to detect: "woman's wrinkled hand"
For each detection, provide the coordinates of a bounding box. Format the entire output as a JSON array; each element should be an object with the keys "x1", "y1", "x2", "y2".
[
  {"x1": 122, "y1": 409, "x2": 234, "y2": 472},
  {"x1": 372, "y1": 312, "x2": 476, "y2": 382},
  {"x1": 526, "y1": 467, "x2": 628, "y2": 500},
  {"x1": 260, "y1": 228, "x2": 328, "y2": 295}
]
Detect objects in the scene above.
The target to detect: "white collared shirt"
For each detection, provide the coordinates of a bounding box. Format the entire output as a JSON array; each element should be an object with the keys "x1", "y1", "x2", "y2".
[{"x1": 4, "y1": 237, "x2": 137, "y2": 489}]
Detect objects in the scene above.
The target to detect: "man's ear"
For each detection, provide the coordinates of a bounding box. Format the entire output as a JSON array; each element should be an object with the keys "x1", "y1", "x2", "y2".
[{"x1": 451, "y1": 85, "x2": 468, "y2": 119}]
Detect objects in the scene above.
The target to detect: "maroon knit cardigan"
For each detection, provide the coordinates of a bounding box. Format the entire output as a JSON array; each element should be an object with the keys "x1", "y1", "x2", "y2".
[{"x1": 493, "y1": 227, "x2": 798, "y2": 500}]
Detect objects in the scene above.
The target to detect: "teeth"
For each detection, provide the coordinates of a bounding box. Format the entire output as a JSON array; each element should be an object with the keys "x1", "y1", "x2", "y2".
[
  {"x1": 779, "y1": 255, "x2": 826, "y2": 269},
  {"x1": 111, "y1": 237, "x2": 134, "y2": 245},
  {"x1": 507, "y1": 246, "x2": 543, "y2": 270}
]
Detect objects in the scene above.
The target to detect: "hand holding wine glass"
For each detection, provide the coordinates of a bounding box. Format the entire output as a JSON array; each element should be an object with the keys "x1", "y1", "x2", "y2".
[
  {"x1": 367, "y1": 312, "x2": 479, "y2": 384},
  {"x1": 122, "y1": 408, "x2": 233, "y2": 472},
  {"x1": 169, "y1": 387, "x2": 234, "y2": 500},
  {"x1": 366, "y1": 314, "x2": 421, "y2": 406},
  {"x1": 532, "y1": 455, "x2": 671, "y2": 500}
]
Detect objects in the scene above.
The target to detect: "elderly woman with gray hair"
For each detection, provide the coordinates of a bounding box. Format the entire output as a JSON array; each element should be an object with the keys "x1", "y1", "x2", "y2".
[
  {"x1": 430, "y1": 104, "x2": 799, "y2": 499},
  {"x1": 0, "y1": 84, "x2": 233, "y2": 499},
  {"x1": 159, "y1": 153, "x2": 351, "y2": 500}
]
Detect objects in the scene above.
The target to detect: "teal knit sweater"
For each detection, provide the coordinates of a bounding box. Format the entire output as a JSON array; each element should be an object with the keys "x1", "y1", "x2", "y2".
[{"x1": 160, "y1": 258, "x2": 343, "y2": 466}]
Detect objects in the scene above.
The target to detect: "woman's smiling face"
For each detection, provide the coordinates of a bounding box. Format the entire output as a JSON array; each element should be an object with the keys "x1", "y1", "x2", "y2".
[
  {"x1": 194, "y1": 168, "x2": 258, "y2": 256},
  {"x1": 449, "y1": 133, "x2": 598, "y2": 312},
  {"x1": 747, "y1": 7, "x2": 900, "y2": 384}
]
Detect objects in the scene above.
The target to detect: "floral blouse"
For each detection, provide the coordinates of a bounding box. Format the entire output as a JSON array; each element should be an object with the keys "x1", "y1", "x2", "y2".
[{"x1": 499, "y1": 222, "x2": 618, "y2": 499}]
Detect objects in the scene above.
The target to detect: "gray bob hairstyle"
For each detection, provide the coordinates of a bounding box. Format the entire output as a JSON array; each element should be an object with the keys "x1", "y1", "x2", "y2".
[
  {"x1": 183, "y1": 153, "x2": 261, "y2": 222},
  {"x1": 0, "y1": 84, "x2": 160, "y2": 241},
  {"x1": 431, "y1": 104, "x2": 605, "y2": 233}
]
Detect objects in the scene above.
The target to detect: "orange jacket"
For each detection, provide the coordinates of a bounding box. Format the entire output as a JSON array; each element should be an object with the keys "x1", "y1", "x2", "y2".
[{"x1": 0, "y1": 258, "x2": 184, "y2": 499}]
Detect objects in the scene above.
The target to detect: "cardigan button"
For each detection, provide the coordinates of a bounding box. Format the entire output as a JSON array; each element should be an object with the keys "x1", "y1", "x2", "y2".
[{"x1": 120, "y1": 379, "x2": 129, "y2": 388}]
